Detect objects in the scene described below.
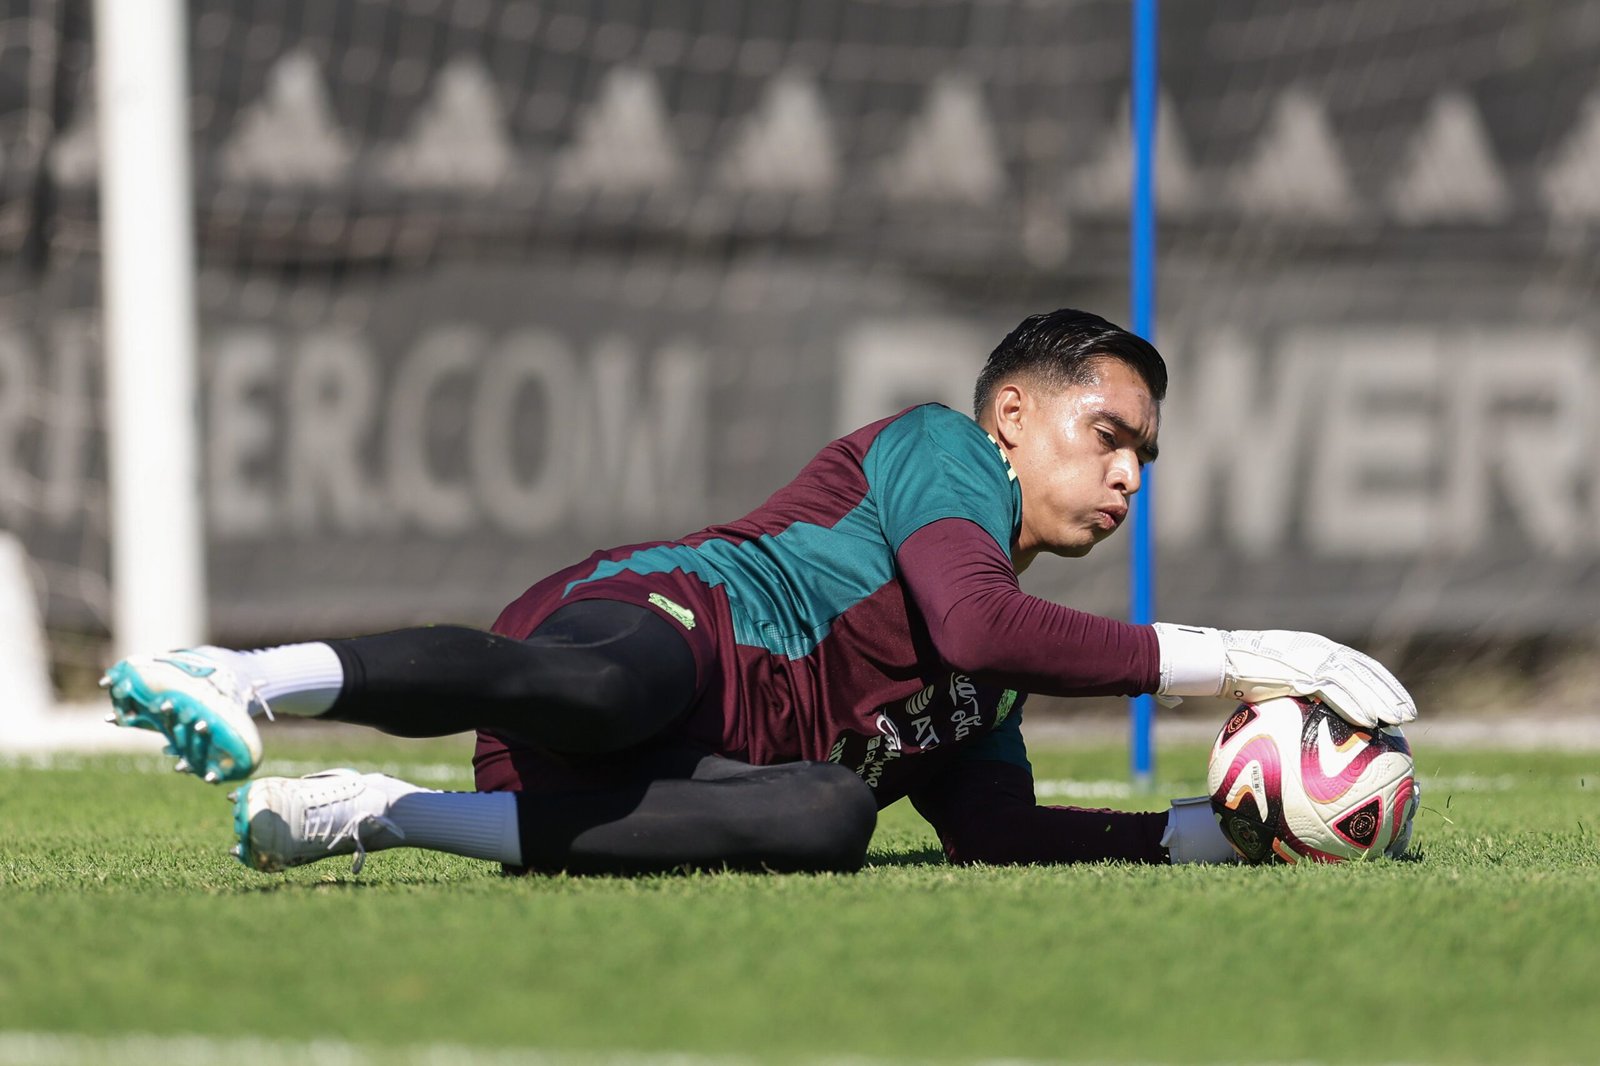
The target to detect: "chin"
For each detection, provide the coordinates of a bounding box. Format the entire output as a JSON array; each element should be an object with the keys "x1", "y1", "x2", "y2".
[{"x1": 1053, "y1": 527, "x2": 1118, "y2": 559}]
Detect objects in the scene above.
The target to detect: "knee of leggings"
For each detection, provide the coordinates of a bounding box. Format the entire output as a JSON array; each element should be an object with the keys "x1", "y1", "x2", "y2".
[
  {"x1": 581, "y1": 661, "x2": 652, "y2": 728},
  {"x1": 533, "y1": 658, "x2": 670, "y2": 753},
  {"x1": 779, "y1": 762, "x2": 878, "y2": 873}
]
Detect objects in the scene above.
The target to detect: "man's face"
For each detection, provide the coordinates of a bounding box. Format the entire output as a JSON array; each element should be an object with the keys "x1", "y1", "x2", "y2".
[{"x1": 990, "y1": 358, "x2": 1160, "y2": 566}]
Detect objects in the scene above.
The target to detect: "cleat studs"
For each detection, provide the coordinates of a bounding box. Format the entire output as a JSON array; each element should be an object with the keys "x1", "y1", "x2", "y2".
[
  {"x1": 226, "y1": 791, "x2": 238, "y2": 802},
  {"x1": 104, "y1": 713, "x2": 118, "y2": 724},
  {"x1": 193, "y1": 719, "x2": 209, "y2": 734},
  {"x1": 98, "y1": 674, "x2": 112, "y2": 689},
  {"x1": 174, "y1": 759, "x2": 190, "y2": 773},
  {"x1": 231, "y1": 845, "x2": 244, "y2": 859},
  {"x1": 159, "y1": 699, "x2": 175, "y2": 713},
  {"x1": 203, "y1": 771, "x2": 219, "y2": 784}
]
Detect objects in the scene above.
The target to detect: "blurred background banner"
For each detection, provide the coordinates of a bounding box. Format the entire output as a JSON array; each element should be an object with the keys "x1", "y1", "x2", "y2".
[{"x1": 1, "y1": 0, "x2": 1597, "y2": 664}]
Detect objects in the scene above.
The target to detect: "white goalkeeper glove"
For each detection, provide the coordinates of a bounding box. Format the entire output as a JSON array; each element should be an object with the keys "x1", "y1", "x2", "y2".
[{"x1": 1151, "y1": 624, "x2": 1417, "y2": 729}]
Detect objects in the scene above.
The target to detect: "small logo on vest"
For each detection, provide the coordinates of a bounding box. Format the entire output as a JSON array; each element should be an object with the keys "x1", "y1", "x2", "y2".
[
  {"x1": 648, "y1": 593, "x2": 696, "y2": 630},
  {"x1": 995, "y1": 688, "x2": 1018, "y2": 725}
]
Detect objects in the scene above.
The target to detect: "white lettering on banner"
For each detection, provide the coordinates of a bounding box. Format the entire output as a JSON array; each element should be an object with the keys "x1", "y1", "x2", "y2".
[
  {"x1": 285, "y1": 330, "x2": 386, "y2": 534},
  {"x1": 387, "y1": 324, "x2": 480, "y2": 536},
  {"x1": 471, "y1": 328, "x2": 580, "y2": 535},
  {"x1": 203, "y1": 323, "x2": 712, "y2": 539},
  {"x1": 2, "y1": 321, "x2": 1597, "y2": 565},
  {"x1": 835, "y1": 319, "x2": 984, "y2": 435},
  {"x1": 1306, "y1": 331, "x2": 1441, "y2": 555},
  {"x1": 209, "y1": 329, "x2": 278, "y2": 537},
  {"x1": 1445, "y1": 334, "x2": 1594, "y2": 557},
  {"x1": 574, "y1": 336, "x2": 707, "y2": 529},
  {"x1": 1157, "y1": 328, "x2": 1326, "y2": 554},
  {"x1": 1156, "y1": 327, "x2": 1600, "y2": 557}
]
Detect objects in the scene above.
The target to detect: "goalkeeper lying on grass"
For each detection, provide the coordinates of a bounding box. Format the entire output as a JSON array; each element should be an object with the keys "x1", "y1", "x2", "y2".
[{"x1": 104, "y1": 308, "x2": 1415, "y2": 875}]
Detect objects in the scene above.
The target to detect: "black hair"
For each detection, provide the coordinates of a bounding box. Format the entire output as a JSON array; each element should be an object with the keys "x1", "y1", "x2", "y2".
[{"x1": 972, "y1": 308, "x2": 1168, "y2": 418}]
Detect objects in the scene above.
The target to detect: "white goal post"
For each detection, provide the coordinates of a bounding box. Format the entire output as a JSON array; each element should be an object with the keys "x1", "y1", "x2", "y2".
[
  {"x1": 94, "y1": 0, "x2": 207, "y2": 658},
  {"x1": 0, "y1": 0, "x2": 202, "y2": 754}
]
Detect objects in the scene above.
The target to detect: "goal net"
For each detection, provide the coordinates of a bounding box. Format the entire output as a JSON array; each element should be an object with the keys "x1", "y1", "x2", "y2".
[{"x1": 2, "y1": 0, "x2": 1597, "y2": 748}]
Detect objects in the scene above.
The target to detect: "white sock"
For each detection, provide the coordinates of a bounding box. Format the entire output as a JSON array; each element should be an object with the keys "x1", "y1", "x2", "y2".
[
  {"x1": 197, "y1": 642, "x2": 345, "y2": 718},
  {"x1": 1162, "y1": 796, "x2": 1240, "y2": 864},
  {"x1": 387, "y1": 791, "x2": 523, "y2": 865}
]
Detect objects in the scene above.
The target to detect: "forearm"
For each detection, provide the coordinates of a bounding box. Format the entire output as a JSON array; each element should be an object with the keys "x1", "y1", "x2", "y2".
[
  {"x1": 897, "y1": 519, "x2": 1159, "y2": 696},
  {"x1": 897, "y1": 521, "x2": 1416, "y2": 728},
  {"x1": 911, "y1": 759, "x2": 1169, "y2": 865}
]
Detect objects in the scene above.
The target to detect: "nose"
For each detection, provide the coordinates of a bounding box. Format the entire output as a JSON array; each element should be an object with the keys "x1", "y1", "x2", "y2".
[{"x1": 1110, "y1": 450, "x2": 1141, "y2": 496}]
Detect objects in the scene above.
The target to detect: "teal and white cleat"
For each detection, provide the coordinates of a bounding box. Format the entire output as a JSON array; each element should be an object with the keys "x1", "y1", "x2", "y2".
[
  {"x1": 230, "y1": 768, "x2": 420, "y2": 874},
  {"x1": 102, "y1": 650, "x2": 265, "y2": 783}
]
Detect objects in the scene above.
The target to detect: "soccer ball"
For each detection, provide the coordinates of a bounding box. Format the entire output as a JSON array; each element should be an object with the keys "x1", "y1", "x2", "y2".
[{"x1": 1206, "y1": 695, "x2": 1418, "y2": 864}]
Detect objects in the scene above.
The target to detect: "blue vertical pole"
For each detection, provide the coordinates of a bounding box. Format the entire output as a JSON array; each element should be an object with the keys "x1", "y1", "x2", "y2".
[{"x1": 1130, "y1": 0, "x2": 1158, "y2": 789}]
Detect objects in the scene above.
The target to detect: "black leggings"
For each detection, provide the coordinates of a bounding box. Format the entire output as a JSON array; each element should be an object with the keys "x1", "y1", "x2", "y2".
[
  {"x1": 319, "y1": 601, "x2": 877, "y2": 874},
  {"x1": 324, "y1": 600, "x2": 699, "y2": 753},
  {"x1": 513, "y1": 748, "x2": 878, "y2": 875}
]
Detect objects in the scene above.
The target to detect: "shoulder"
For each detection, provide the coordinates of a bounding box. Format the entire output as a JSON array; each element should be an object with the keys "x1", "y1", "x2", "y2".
[
  {"x1": 862, "y1": 404, "x2": 1021, "y2": 553},
  {"x1": 873, "y1": 403, "x2": 986, "y2": 447},
  {"x1": 865, "y1": 404, "x2": 1006, "y2": 476}
]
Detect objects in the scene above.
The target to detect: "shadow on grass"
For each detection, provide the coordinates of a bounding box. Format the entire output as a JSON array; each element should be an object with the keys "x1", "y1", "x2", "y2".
[
  {"x1": 229, "y1": 867, "x2": 498, "y2": 893},
  {"x1": 864, "y1": 845, "x2": 945, "y2": 868},
  {"x1": 228, "y1": 856, "x2": 953, "y2": 890},
  {"x1": 225, "y1": 841, "x2": 1422, "y2": 890},
  {"x1": 232, "y1": 878, "x2": 451, "y2": 894}
]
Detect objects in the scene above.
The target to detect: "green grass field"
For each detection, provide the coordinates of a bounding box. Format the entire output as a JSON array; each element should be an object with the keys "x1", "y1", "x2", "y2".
[{"x1": 3, "y1": 733, "x2": 1599, "y2": 1065}]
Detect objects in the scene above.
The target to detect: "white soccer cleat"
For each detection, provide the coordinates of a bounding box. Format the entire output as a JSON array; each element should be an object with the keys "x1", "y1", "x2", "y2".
[
  {"x1": 102, "y1": 650, "x2": 266, "y2": 783},
  {"x1": 231, "y1": 768, "x2": 426, "y2": 874}
]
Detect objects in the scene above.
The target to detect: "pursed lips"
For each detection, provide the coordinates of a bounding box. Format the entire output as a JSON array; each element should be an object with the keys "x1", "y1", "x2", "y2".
[{"x1": 1095, "y1": 506, "x2": 1127, "y2": 530}]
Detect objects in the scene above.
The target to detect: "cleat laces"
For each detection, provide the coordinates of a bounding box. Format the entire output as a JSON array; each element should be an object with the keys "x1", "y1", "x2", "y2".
[
  {"x1": 304, "y1": 796, "x2": 405, "y2": 874},
  {"x1": 246, "y1": 681, "x2": 275, "y2": 723}
]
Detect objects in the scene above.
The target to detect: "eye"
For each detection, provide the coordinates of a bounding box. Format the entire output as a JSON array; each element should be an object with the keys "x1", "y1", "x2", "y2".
[{"x1": 1096, "y1": 428, "x2": 1118, "y2": 448}]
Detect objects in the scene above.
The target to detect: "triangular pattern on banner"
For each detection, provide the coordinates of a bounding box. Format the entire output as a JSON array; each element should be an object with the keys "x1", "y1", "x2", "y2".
[
  {"x1": 1070, "y1": 92, "x2": 1200, "y2": 216},
  {"x1": 1387, "y1": 91, "x2": 1510, "y2": 223},
  {"x1": 554, "y1": 66, "x2": 682, "y2": 193},
  {"x1": 1228, "y1": 87, "x2": 1357, "y2": 220},
  {"x1": 220, "y1": 49, "x2": 354, "y2": 186},
  {"x1": 879, "y1": 74, "x2": 1005, "y2": 205},
  {"x1": 380, "y1": 57, "x2": 516, "y2": 189},
  {"x1": 1542, "y1": 90, "x2": 1600, "y2": 220},
  {"x1": 717, "y1": 72, "x2": 838, "y2": 194},
  {"x1": 1020, "y1": 198, "x2": 1073, "y2": 268}
]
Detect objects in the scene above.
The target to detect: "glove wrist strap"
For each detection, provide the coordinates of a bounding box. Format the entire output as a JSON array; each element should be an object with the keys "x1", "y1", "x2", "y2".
[
  {"x1": 1162, "y1": 796, "x2": 1240, "y2": 865},
  {"x1": 1152, "y1": 623, "x2": 1227, "y2": 697}
]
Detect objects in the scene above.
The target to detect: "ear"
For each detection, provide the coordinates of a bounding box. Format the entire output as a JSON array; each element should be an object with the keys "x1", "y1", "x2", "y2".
[{"x1": 990, "y1": 382, "x2": 1028, "y2": 448}]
